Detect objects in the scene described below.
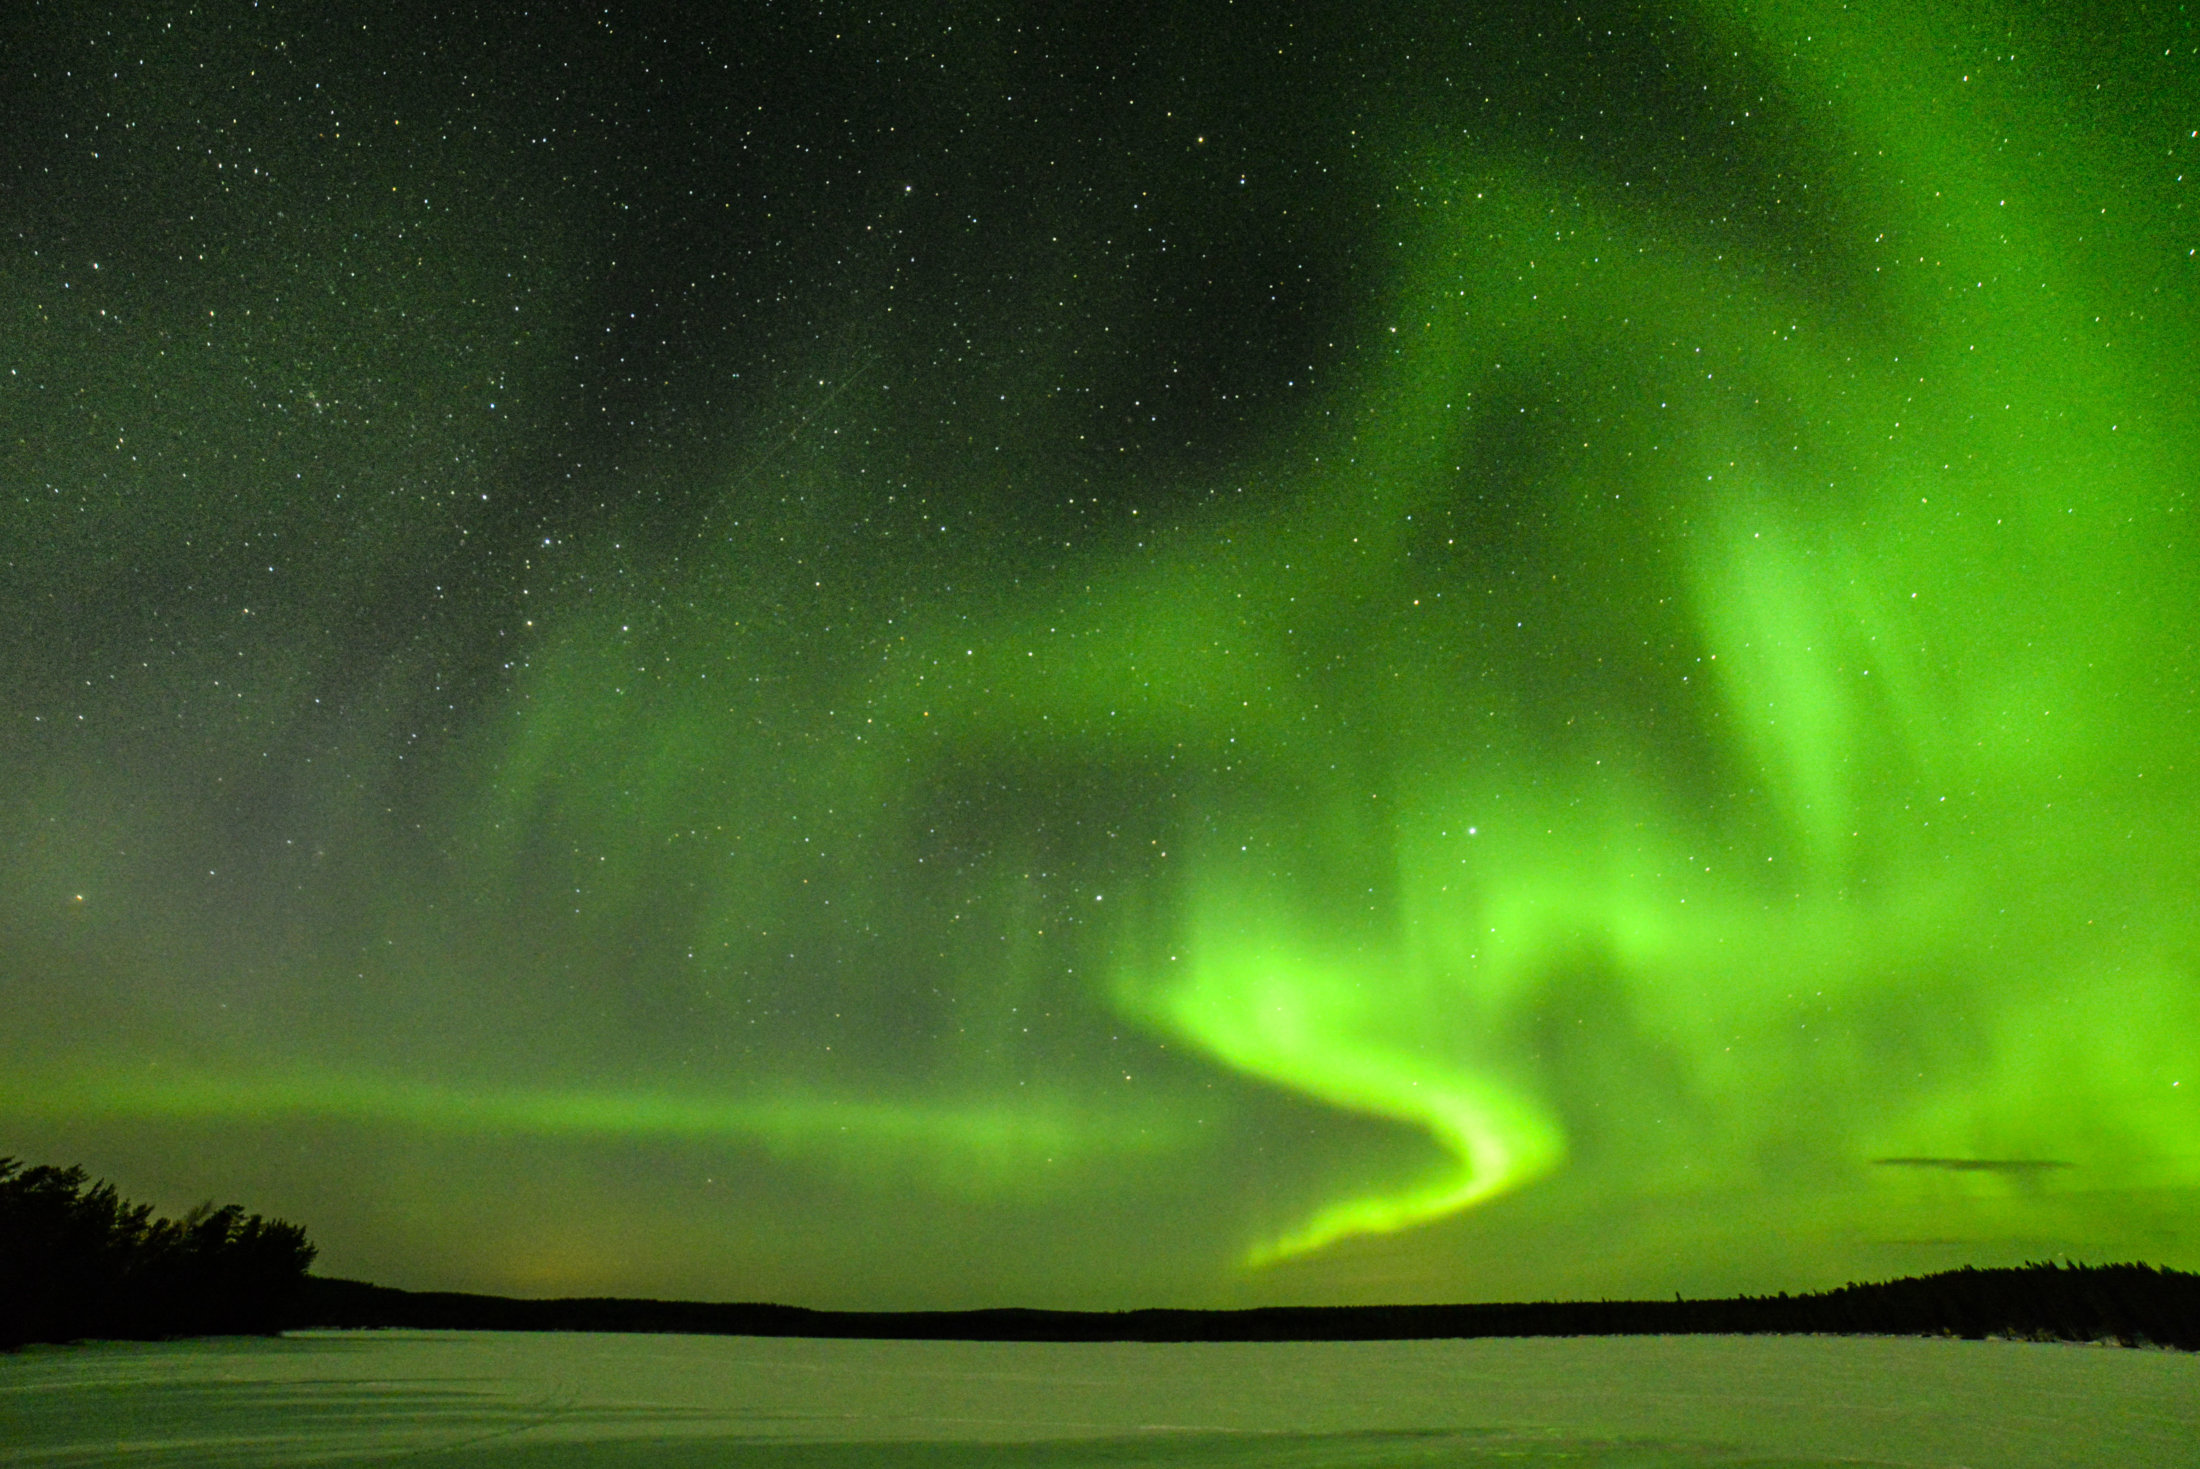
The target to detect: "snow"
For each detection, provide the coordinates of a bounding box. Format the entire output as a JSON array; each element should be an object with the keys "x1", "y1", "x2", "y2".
[{"x1": 2, "y1": 1331, "x2": 2194, "y2": 1467}]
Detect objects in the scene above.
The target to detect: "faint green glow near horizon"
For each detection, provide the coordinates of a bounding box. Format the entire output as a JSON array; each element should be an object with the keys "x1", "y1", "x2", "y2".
[{"x1": 4, "y1": 1064, "x2": 1183, "y2": 1185}]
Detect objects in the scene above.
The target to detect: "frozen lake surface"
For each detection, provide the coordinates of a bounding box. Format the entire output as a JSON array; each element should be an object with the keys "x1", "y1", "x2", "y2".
[{"x1": 2, "y1": 1331, "x2": 2194, "y2": 1467}]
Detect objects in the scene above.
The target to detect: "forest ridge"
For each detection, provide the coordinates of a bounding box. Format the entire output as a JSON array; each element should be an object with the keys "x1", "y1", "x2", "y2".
[{"x1": 4, "y1": 1158, "x2": 2194, "y2": 1351}]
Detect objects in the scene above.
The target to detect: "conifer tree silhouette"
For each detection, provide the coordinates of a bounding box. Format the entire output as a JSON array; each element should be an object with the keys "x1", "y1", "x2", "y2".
[{"x1": 1, "y1": 1158, "x2": 316, "y2": 1348}]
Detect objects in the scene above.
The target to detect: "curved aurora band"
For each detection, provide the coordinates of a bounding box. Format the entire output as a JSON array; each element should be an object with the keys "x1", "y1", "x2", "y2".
[{"x1": 2, "y1": 0, "x2": 2194, "y2": 1303}]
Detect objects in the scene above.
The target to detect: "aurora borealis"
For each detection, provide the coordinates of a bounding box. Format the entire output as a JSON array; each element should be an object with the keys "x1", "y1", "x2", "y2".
[{"x1": 3, "y1": 0, "x2": 2196, "y2": 1310}]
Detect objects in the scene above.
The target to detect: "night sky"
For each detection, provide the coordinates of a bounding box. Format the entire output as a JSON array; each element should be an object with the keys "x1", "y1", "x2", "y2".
[{"x1": 4, "y1": 0, "x2": 2197, "y2": 1311}]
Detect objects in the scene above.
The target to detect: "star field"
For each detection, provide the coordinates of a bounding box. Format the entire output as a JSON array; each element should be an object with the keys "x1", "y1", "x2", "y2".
[{"x1": 3, "y1": 0, "x2": 2197, "y2": 1309}]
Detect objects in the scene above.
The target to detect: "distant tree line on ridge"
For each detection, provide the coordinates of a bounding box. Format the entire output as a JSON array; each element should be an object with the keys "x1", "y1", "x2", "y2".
[
  {"x1": 1, "y1": 1157, "x2": 317, "y2": 1349},
  {"x1": 300, "y1": 1260, "x2": 2199, "y2": 1350},
  {"x1": 6, "y1": 1153, "x2": 2193, "y2": 1351}
]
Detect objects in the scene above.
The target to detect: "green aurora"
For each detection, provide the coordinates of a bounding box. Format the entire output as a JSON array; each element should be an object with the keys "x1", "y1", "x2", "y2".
[{"x1": 3, "y1": 0, "x2": 2196, "y2": 1307}]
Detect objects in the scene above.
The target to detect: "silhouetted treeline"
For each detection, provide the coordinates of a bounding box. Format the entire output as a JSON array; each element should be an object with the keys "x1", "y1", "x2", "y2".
[
  {"x1": 300, "y1": 1260, "x2": 2199, "y2": 1350},
  {"x1": 8, "y1": 1157, "x2": 2188, "y2": 1352},
  {"x1": 0, "y1": 1158, "x2": 317, "y2": 1349}
]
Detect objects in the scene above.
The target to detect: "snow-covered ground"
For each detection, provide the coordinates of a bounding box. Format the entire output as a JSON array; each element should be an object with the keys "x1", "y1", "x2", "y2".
[{"x1": 2, "y1": 1331, "x2": 2193, "y2": 1467}]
